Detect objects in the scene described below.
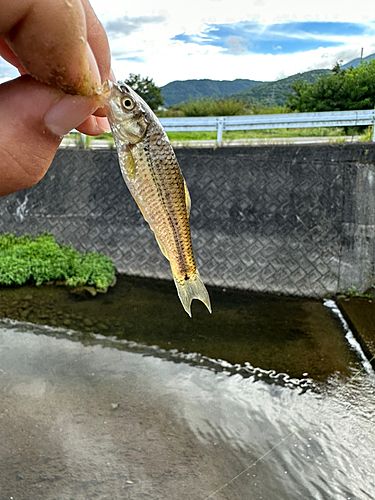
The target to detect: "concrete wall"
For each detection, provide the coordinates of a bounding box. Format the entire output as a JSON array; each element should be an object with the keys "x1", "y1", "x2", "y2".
[{"x1": 0, "y1": 144, "x2": 374, "y2": 296}]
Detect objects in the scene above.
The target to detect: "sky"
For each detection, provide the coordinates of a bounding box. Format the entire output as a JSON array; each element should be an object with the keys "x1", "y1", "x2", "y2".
[{"x1": 1, "y1": 0, "x2": 375, "y2": 86}]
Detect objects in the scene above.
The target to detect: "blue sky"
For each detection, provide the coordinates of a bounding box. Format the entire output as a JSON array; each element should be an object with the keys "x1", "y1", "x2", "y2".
[
  {"x1": 93, "y1": 0, "x2": 375, "y2": 84},
  {"x1": 1, "y1": 0, "x2": 375, "y2": 85},
  {"x1": 173, "y1": 21, "x2": 362, "y2": 55}
]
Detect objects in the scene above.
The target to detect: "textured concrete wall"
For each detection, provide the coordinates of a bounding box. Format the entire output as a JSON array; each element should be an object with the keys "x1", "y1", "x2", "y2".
[{"x1": 0, "y1": 144, "x2": 374, "y2": 296}]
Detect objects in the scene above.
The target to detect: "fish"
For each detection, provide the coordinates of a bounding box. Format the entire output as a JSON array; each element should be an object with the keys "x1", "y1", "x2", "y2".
[{"x1": 105, "y1": 81, "x2": 211, "y2": 316}]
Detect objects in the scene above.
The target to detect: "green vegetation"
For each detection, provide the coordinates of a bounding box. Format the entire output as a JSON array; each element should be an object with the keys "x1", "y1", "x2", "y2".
[
  {"x1": 360, "y1": 127, "x2": 374, "y2": 142},
  {"x1": 287, "y1": 60, "x2": 375, "y2": 112},
  {"x1": 166, "y1": 127, "x2": 347, "y2": 142},
  {"x1": 158, "y1": 98, "x2": 287, "y2": 117},
  {"x1": 159, "y1": 98, "x2": 252, "y2": 117},
  {"x1": 342, "y1": 52, "x2": 375, "y2": 69},
  {"x1": 236, "y1": 70, "x2": 330, "y2": 107},
  {"x1": 67, "y1": 123, "x2": 366, "y2": 147},
  {"x1": 86, "y1": 132, "x2": 114, "y2": 148},
  {"x1": 161, "y1": 78, "x2": 260, "y2": 107},
  {"x1": 125, "y1": 74, "x2": 163, "y2": 111},
  {"x1": 66, "y1": 132, "x2": 115, "y2": 149},
  {"x1": 340, "y1": 286, "x2": 374, "y2": 300},
  {"x1": 160, "y1": 70, "x2": 330, "y2": 108},
  {"x1": 0, "y1": 234, "x2": 116, "y2": 292}
]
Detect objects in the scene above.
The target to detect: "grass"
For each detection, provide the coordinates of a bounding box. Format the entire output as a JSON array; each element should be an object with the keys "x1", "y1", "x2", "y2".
[
  {"x1": 359, "y1": 126, "x2": 374, "y2": 142},
  {"x1": 0, "y1": 233, "x2": 116, "y2": 293},
  {"x1": 63, "y1": 123, "x2": 370, "y2": 146},
  {"x1": 64, "y1": 132, "x2": 115, "y2": 148},
  {"x1": 165, "y1": 127, "x2": 348, "y2": 142}
]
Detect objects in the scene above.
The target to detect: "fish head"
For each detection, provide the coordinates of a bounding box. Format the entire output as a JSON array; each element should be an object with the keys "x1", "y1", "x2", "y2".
[{"x1": 106, "y1": 81, "x2": 149, "y2": 144}]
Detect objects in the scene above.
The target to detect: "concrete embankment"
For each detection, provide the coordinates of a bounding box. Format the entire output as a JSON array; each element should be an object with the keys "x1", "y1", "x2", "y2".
[{"x1": 0, "y1": 143, "x2": 374, "y2": 297}]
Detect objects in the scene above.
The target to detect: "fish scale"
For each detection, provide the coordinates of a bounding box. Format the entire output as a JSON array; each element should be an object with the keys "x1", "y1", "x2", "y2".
[
  {"x1": 106, "y1": 80, "x2": 211, "y2": 316},
  {"x1": 136, "y1": 145, "x2": 193, "y2": 278}
]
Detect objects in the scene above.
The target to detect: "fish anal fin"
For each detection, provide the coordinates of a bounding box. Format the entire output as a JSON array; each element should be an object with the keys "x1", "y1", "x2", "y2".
[
  {"x1": 184, "y1": 180, "x2": 191, "y2": 215},
  {"x1": 155, "y1": 233, "x2": 169, "y2": 261},
  {"x1": 174, "y1": 271, "x2": 211, "y2": 317}
]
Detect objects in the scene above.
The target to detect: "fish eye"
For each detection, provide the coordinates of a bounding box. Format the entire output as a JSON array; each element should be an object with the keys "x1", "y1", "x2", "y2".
[{"x1": 122, "y1": 97, "x2": 135, "y2": 111}]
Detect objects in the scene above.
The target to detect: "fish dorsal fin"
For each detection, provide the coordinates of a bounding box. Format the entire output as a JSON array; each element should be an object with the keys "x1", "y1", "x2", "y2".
[
  {"x1": 155, "y1": 233, "x2": 169, "y2": 261},
  {"x1": 184, "y1": 180, "x2": 191, "y2": 215}
]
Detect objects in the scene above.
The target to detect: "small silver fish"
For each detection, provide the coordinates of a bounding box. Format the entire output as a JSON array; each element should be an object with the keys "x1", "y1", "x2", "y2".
[{"x1": 105, "y1": 81, "x2": 211, "y2": 316}]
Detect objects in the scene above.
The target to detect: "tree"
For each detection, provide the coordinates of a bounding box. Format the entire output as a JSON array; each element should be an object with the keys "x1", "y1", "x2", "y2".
[
  {"x1": 124, "y1": 74, "x2": 163, "y2": 111},
  {"x1": 287, "y1": 60, "x2": 375, "y2": 112},
  {"x1": 332, "y1": 61, "x2": 342, "y2": 74}
]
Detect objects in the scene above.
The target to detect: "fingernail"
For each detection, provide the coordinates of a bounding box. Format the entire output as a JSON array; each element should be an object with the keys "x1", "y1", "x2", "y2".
[
  {"x1": 86, "y1": 43, "x2": 101, "y2": 89},
  {"x1": 44, "y1": 95, "x2": 97, "y2": 136}
]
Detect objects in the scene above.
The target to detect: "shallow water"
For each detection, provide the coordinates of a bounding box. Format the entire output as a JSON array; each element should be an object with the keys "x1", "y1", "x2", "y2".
[{"x1": 0, "y1": 277, "x2": 374, "y2": 499}]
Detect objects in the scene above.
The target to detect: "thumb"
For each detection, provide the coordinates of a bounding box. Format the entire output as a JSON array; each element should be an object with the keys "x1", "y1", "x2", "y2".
[{"x1": 0, "y1": 76, "x2": 97, "y2": 196}]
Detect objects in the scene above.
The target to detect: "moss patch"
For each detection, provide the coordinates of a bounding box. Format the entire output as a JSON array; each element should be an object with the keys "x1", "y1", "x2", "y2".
[{"x1": 0, "y1": 234, "x2": 116, "y2": 293}]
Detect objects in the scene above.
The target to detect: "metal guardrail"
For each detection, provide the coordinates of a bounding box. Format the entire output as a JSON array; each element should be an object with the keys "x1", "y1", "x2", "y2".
[
  {"x1": 72, "y1": 109, "x2": 375, "y2": 147},
  {"x1": 159, "y1": 109, "x2": 375, "y2": 144}
]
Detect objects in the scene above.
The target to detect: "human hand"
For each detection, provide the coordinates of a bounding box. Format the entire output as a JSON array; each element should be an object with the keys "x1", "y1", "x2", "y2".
[{"x1": 0, "y1": 0, "x2": 111, "y2": 196}]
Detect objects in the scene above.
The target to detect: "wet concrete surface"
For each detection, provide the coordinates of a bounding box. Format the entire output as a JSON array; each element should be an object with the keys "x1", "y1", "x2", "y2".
[
  {"x1": 0, "y1": 278, "x2": 374, "y2": 499},
  {"x1": 338, "y1": 297, "x2": 375, "y2": 368}
]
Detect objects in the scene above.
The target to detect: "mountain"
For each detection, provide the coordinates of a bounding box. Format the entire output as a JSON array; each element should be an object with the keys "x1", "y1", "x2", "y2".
[
  {"x1": 235, "y1": 69, "x2": 331, "y2": 106},
  {"x1": 342, "y1": 52, "x2": 375, "y2": 69},
  {"x1": 161, "y1": 70, "x2": 330, "y2": 108},
  {"x1": 161, "y1": 79, "x2": 261, "y2": 107}
]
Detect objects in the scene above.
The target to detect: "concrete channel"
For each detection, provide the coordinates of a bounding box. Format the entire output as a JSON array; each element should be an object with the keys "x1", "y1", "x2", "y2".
[{"x1": 0, "y1": 144, "x2": 374, "y2": 363}]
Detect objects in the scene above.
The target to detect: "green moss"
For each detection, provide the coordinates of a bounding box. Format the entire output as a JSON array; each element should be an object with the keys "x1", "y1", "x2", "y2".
[
  {"x1": 0, "y1": 234, "x2": 116, "y2": 292},
  {"x1": 339, "y1": 286, "x2": 374, "y2": 300}
]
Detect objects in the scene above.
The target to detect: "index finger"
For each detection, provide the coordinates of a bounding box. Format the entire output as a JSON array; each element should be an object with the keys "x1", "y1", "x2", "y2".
[{"x1": 0, "y1": 0, "x2": 102, "y2": 96}]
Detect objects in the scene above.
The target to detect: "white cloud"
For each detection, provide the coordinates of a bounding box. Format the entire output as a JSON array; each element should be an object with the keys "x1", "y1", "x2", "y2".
[
  {"x1": 89, "y1": 0, "x2": 375, "y2": 84},
  {"x1": 91, "y1": 0, "x2": 375, "y2": 27},
  {"x1": 105, "y1": 15, "x2": 166, "y2": 37},
  {"x1": 109, "y1": 32, "x2": 375, "y2": 85},
  {"x1": 1, "y1": 0, "x2": 374, "y2": 85}
]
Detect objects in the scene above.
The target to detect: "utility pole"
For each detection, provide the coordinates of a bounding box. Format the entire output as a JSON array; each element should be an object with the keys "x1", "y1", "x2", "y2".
[{"x1": 360, "y1": 47, "x2": 364, "y2": 61}]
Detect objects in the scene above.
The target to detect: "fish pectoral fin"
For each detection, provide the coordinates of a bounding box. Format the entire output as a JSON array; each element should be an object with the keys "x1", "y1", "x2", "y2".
[
  {"x1": 184, "y1": 180, "x2": 191, "y2": 215},
  {"x1": 155, "y1": 233, "x2": 169, "y2": 261},
  {"x1": 120, "y1": 148, "x2": 136, "y2": 179},
  {"x1": 174, "y1": 271, "x2": 211, "y2": 317}
]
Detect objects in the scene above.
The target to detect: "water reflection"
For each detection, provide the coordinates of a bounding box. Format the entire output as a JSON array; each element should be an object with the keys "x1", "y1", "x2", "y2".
[
  {"x1": 0, "y1": 275, "x2": 364, "y2": 382},
  {"x1": 0, "y1": 324, "x2": 373, "y2": 500}
]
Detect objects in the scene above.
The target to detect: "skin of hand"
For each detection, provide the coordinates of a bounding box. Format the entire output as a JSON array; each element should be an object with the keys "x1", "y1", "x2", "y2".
[{"x1": 0, "y1": 0, "x2": 111, "y2": 196}]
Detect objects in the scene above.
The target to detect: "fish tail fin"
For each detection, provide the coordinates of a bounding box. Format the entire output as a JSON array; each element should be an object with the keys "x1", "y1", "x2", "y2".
[{"x1": 174, "y1": 271, "x2": 212, "y2": 317}]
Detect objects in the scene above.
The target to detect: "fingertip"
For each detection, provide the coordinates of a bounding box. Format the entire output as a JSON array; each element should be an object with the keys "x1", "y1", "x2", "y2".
[
  {"x1": 44, "y1": 95, "x2": 97, "y2": 137},
  {"x1": 96, "y1": 116, "x2": 111, "y2": 133},
  {"x1": 76, "y1": 115, "x2": 111, "y2": 135},
  {"x1": 0, "y1": 76, "x2": 63, "y2": 194}
]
